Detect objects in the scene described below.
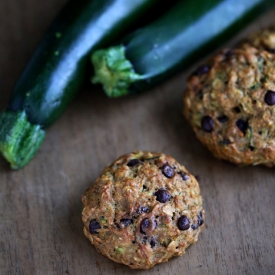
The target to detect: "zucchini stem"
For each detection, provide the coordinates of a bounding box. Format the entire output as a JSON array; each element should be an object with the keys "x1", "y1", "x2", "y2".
[
  {"x1": 0, "y1": 110, "x2": 45, "y2": 169},
  {"x1": 91, "y1": 45, "x2": 143, "y2": 97}
]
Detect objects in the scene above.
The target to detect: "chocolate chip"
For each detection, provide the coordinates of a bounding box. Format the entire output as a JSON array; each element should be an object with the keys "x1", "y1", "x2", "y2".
[
  {"x1": 217, "y1": 115, "x2": 228, "y2": 123},
  {"x1": 153, "y1": 219, "x2": 157, "y2": 229},
  {"x1": 89, "y1": 220, "x2": 101, "y2": 234},
  {"x1": 142, "y1": 236, "x2": 148, "y2": 244},
  {"x1": 177, "y1": 215, "x2": 190, "y2": 231},
  {"x1": 191, "y1": 212, "x2": 204, "y2": 230},
  {"x1": 191, "y1": 223, "x2": 199, "y2": 230},
  {"x1": 127, "y1": 159, "x2": 142, "y2": 167},
  {"x1": 139, "y1": 206, "x2": 150, "y2": 214},
  {"x1": 193, "y1": 65, "x2": 210, "y2": 76},
  {"x1": 140, "y1": 218, "x2": 150, "y2": 234},
  {"x1": 133, "y1": 206, "x2": 150, "y2": 218},
  {"x1": 155, "y1": 189, "x2": 171, "y2": 203},
  {"x1": 264, "y1": 90, "x2": 275, "y2": 106},
  {"x1": 153, "y1": 220, "x2": 158, "y2": 230},
  {"x1": 150, "y1": 237, "x2": 156, "y2": 248},
  {"x1": 201, "y1": 116, "x2": 214, "y2": 132},
  {"x1": 162, "y1": 164, "x2": 175, "y2": 178},
  {"x1": 236, "y1": 119, "x2": 248, "y2": 134},
  {"x1": 120, "y1": 219, "x2": 132, "y2": 227},
  {"x1": 198, "y1": 211, "x2": 204, "y2": 226},
  {"x1": 178, "y1": 171, "x2": 189, "y2": 181}
]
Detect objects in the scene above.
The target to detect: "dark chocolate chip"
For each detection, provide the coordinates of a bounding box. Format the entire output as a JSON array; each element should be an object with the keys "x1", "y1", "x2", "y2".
[
  {"x1": 127, "y1": 159, "x2": 142, "y2": 167},
  {"x1": 217, "y1": 115, "x2": 228, "y2": 123},
  {"x1": 133, "y1": 206, "x2": 150, "y2": 218},
  {"x1": 153, "y1": 219, "x2": 158, "y2": 229},
  {"x1": 162, "y1": 164, "x2": 175, "y2": 178},
  {"x1": 198, "y1": 218, "x2": 204, "y2": 227},
  {"x1": 264, "y1": 90, "x2": 275, "y2": 106},
  {"x1": 89, "y1": 220, "x2": 101, "y2": 234},
  {"x1": 193, "y1": 65, "x2": 211, "y2": 76},
  {"x1": 139, "y1": 206, "x2": 150, "y2": 213},
  {"x1": 177, "y1": 215, "x2": 190, "y2": 231},
  {"x1": 140, "y1": 218, "x2": 150, "y2": 234},
  {"x1": 236, "y1": 119, "x2": 248, "y2": 134},
  {"x1": 191, "y1": 223, "x2": 199, "y2": 230},
  {"x1": 201, "y1": 116, "x2": 214, "y2": 132},
  {"x1": 178, "y1": 171, "x2": 189, "y2": 181},
  {"x1": 150, "y1": 237, "x2": 156, "y2": 248},
  {"x1": 142, "y1": 236, "x2": 148, "y2": 244},
  {"x1": 191, "y1": 211, "x2": 204, "y2": 230},
  {"x1": 198, "y1": 211, "x2": 204, "y2": 226},
  {"x1": 120, "y1": 219, "x2": 132, "y2": 227},
  {"x1": 155, "y1": 189, "x2": 171, "y2": 203}
]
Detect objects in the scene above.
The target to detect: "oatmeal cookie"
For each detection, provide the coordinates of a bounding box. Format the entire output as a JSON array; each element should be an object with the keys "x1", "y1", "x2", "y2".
[
  {"x1": 183, "y1": 46, "x2": 275, "y2": 166},
  {"x1": 241, "y1": 26, "x2": 275, "y2": 53},
  {"x1": 82, "y1": 151, "x2": 204, "y2": 269}
]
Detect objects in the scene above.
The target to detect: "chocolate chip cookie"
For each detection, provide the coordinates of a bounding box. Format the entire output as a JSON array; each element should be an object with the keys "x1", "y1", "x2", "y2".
[
  {"x1": 82, "y1": 151, "x2": 204, "y2": 269},
  {"x1": 241, "y1": 26, "x2": 275, "y2": 53},
  {"x1": 183, "y1": 44, "x2": 275, "y2": 166}
]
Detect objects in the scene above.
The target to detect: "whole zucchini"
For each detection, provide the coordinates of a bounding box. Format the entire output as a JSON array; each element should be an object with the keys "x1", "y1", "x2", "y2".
[
  {"x1": 0, "y1": 0, "x2": 162, "y2": 169},
  {"x1": 92, "y1": 0, "x2": 275, "y2": 97}
]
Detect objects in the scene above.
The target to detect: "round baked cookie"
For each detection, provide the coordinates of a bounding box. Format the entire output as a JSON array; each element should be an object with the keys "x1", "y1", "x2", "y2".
[
  {"x1": 241, "y1": 26, "x2": 275, "y2": 53},
  {"x1": 183, "y1": 46, "x2": 275, "y2": 166},
  {"x1": 82, "y1": 151, "x2": 204, "y2": 269}
]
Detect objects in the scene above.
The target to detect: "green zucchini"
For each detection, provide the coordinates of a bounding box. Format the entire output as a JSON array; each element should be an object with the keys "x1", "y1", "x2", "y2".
[
  {"x1": 92, "y1": 0, "x2": 275, "y2": 97},
  {"x1": 0, "y1": 0, "x2": 167, "y2": 169}
]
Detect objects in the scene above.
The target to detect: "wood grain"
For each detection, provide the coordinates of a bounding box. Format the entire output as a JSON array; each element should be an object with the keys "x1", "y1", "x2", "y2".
[{"x1": 0, "y1": 2, "x2": 275, "y2": 275}]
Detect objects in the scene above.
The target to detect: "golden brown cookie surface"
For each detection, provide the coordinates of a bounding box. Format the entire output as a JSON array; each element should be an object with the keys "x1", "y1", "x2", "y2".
[
  {"x1": 82, "y1": 151, "x2": 204, "y2": 269},
  {"x1": 241, "y1": 26, "x2": 275, "y2": 53},
  {"x1": 183, "y1": 45, "x2": 275, "y2": 166}
]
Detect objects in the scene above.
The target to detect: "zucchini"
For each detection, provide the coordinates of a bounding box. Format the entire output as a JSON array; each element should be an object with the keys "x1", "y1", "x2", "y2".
[
  {"x1": 92, "y1": 0, "x2": 275, "y2": 97},
  {"x1": 0, "y1": 0, "x2": 163, "y2": 169}
]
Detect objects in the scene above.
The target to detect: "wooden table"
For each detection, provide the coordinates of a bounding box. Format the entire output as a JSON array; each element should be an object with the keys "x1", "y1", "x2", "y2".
[{"x1": 1, "y1": 1, "x2": 275, "y2": 274}]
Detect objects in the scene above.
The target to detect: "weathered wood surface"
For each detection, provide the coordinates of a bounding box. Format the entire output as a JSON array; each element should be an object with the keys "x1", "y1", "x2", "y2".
[{"x1": 0, "y1": 2, "x2": 275, "y2": 274}]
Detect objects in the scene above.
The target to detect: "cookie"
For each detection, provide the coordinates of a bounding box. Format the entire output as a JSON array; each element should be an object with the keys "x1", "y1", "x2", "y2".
[
  {"x1": 241, "y1": 26, "x2": 275, "y2": 53},
  {"x1": 183, "y1": 46, "x2": 275, "y2": 166},
  {"x1": 82, "y1": 151, "x2": 204, "y2": 269}
]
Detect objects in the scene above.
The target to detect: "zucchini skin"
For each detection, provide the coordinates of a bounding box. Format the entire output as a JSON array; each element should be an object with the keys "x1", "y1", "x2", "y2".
[
  {"x1": 8, "y1": 0, "x2": 160, "y2": 128},
  {"x1": 92, "y1": 0, "x2": 275, "y2": 96},
  {"x1": 1, "y1": 0, "x2": 162, "y2": 169}
]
